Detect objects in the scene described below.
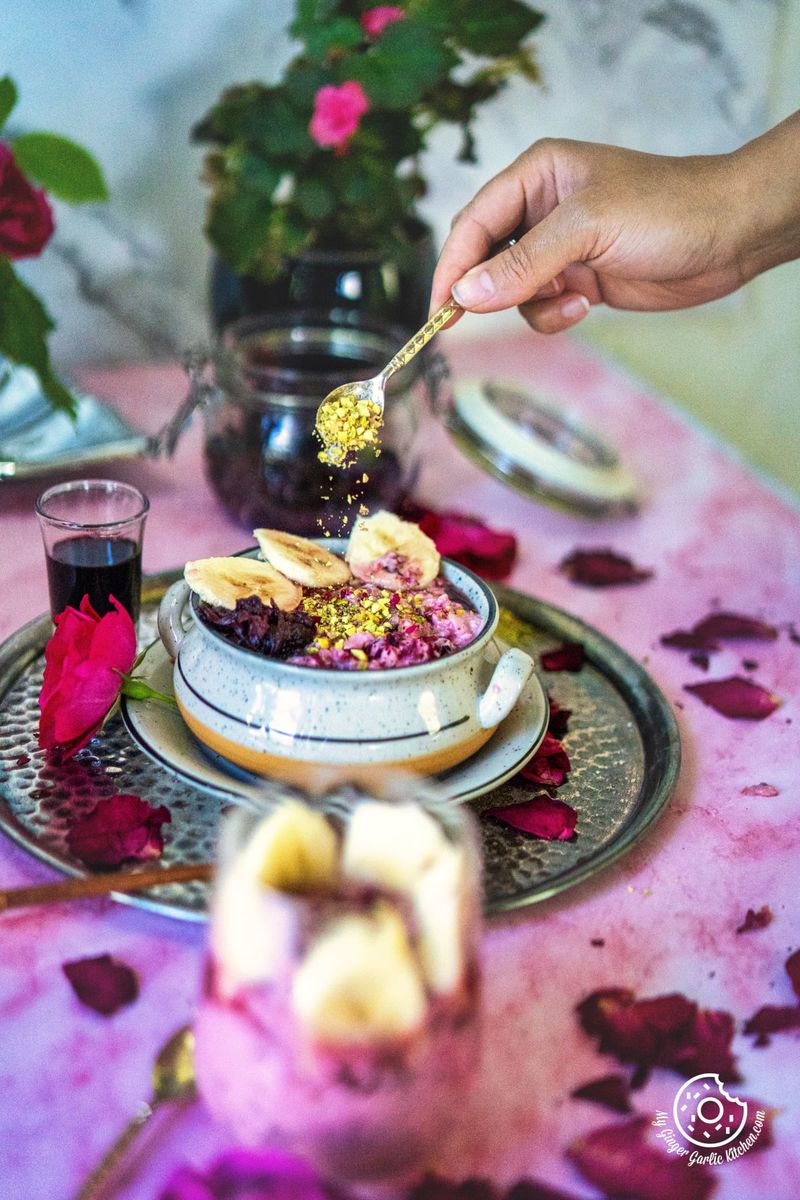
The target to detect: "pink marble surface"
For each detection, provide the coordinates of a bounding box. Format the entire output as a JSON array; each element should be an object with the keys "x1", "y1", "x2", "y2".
[{"x1": 1, "y1": 332, "x2": 799, "y2": 1200}]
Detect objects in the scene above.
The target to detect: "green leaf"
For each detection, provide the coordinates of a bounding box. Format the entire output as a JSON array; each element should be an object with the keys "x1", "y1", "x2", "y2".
[
  {"x1": 0, "y1": 260, "x2": 77, "y2": 416},
  {"x1": 11, "y1": 133, "x2": 107, "y2": 203},
  {"x1": 294, "y1": 175, "x2": 335, "y2": 221},
  {"x1": 0, "y1": 76, "x2": 18, "y2": 130},
  {"x1": 304, "y1": 17, "x2": 363, "y2": 59},
  {"x1": 206, "y1": 185, "x2": 273, "y2": 277},
  {"x1": 412, "y1": 0, "x2": 543, "y2": 57},
  {"x1": 290, "y1": 0, "x2": 339, "y2": 36},
  {"x1": 343, "y1": 19, "x2": 456, "y2": 109},
  {"x1": 193, "y1": 85, "x2": 314, "y2": 161}
]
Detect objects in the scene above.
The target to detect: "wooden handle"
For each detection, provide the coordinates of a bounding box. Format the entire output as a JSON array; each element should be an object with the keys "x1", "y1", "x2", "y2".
[{"x1": 0, "y1": 862, "x2": 213, "y2": 912}]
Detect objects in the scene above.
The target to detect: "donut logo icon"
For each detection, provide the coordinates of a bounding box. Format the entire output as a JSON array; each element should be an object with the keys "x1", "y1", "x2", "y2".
[{"x1": 673, "y1": 1074, "x2": 748, "y2": 1149}]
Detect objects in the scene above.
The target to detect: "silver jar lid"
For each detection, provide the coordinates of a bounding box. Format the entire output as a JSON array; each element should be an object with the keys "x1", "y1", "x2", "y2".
[{"x1": 445, "y1": 379, "x2": 639, "y2": 517}]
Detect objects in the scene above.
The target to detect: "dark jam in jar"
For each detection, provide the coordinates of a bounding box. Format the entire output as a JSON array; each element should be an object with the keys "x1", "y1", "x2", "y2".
[
  {"x1": 46, "y1": 535, "x2": 142, "y2": 622},
  {"x1": 203, "y1": 325, "x2": 424, "y2": 535}
]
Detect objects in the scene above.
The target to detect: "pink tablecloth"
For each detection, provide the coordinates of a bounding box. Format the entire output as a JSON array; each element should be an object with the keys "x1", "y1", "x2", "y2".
[{"x1": 1, "y1": 333, "x2": 798, "y2": 1200}]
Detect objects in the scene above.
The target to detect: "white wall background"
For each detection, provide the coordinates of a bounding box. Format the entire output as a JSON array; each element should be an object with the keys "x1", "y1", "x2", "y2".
[{"x1": 4, "y1": 0, "x2": 798, "y2": 489}]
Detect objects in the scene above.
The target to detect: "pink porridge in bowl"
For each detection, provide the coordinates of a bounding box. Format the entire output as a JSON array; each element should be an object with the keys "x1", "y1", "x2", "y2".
[{"x1": 188, "y1": 511, "x2": 484, "y2": 671}]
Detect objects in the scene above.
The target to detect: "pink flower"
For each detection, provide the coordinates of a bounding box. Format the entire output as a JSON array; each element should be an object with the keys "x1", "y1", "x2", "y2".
[
  {"x1": 361, "y1": 6, "x2": 405, "y2": 39},
  {"x1": 0, "y1": 143, "x2": 54, "y2": 259},
  {"x1": 309, "y1": 82, "x2": 369, "y2": 151},
  {"x1": 38, "y1": 593, "x2": 175, "y2": 759},
  {"x1": 39, "y1": 595, "x2": 137, "y2": 758}
]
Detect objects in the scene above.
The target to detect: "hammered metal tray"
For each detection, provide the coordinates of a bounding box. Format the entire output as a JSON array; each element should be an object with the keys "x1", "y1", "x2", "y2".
[{"x1": 0, "y1": 572, "x2": 679, "y2": 919}]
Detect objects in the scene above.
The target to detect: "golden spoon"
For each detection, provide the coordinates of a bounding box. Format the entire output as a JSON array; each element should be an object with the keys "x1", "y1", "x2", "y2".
[
  {"x1": 73, "y1": 1025, "x2": 196, "y2": 1200},
  {"x1": 315, "y1": 295, "x2": 461, "y2": 466}
]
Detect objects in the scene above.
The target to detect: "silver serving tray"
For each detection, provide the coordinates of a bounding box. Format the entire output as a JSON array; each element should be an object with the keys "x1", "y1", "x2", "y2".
[{"x1": 0, "y1": 571, "x2": 680, "y2": 920}]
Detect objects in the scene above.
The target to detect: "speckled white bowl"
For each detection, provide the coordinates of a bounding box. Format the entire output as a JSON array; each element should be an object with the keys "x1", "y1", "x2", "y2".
[{"x1": 158, "y1": 544, "x2": 534, "y2": 785}]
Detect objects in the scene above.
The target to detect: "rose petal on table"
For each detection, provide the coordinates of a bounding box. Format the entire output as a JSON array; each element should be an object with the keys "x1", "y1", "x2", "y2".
[
  {"x1": 735, "y1": 1099, "x2": 776, "y2": 1151},
  {"x1": 785, "y1": 949, "x2": 800, "y2": 999},
  {"x1": 409, "y1": 1177, "x2": 497, "y2": 1200},
  {"x1": 540, "y1": 642, "x2": 585, "y2": 672},
  {"x1": 546, "y1": 697, "x2": 572, "y2": 739},
  {"x1": 66, "y1": 793, "x2": 171, "y2": 870},
  {"x1": 693, "y1": 611, "x2": 778, "y2": 642},
  {"x1": 568, "y1": 1117, "x2": 715, "y2": 1200},
  {"x1": 571, "y1": 1073, "x2": 633, "y2": 1114},
  {"x1": 518, "y1": 733, "x2": 571, "y2": 788},
  {"x1": 736, "y1": 905, "x2": 773, "y2": 933},
  {"x1": 660, "y1": 629, "x2": 719, "y2": 653},
  {"x1": 487, "y1": 795, "x2": 577, "y2": 840},
  {"x1": 684, "y1": 676, "x2": 781, "y2": 720},
  {"x1": 415, "y1": 510, "x2": 518, "y2": 581},
  {"x1": 62, "y1": 954, "x2": 138, "y2": 1016},
  {"x1": 576, "y1": 988, "x2": 740, "y2": 1080},
  {"x1": 743, "y1": 1004, "x2": 800, "y2": 1045},
  {"x1": 160, "y1": 1147, "x2": 330, "y2": 1200},
  {"x1": 740, "y1": 782, "x2": 780, "y2": 797},
  {"x1": 559, "y1": 548, "x2": 653, "y2": 587}
]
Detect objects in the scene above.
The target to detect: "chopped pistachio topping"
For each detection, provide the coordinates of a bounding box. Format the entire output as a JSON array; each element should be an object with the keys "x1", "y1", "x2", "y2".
[{"x1": 316, "y1": 392, "x2": 384, "y2": 468}]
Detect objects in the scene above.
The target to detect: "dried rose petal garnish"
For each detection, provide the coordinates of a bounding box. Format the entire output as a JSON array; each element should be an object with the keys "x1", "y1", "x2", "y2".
[
  {"x1": 414, "y1": 509, "x2": 517, "y2": 581},
  {"x1": 568, "y1": 1117, "x2": 715, "y2": 1200},
  {"x1": 519, "y1": 732, "x2": 571, "y2": 789},
  {"x1": 736, "y1": 906, "x2": 773, "y2": 933},
  {"x1": 63, "y1": 954, "x2": 139, "y2": 1016},
  {"x1": 577, "y1": 988, "x2": 740, "y2": 1080},
  {"x1": 540, "y1": 642, "x2": 585, "y2": 672},
  {"x1": 741, "y1": 782, "x2": 780, "y2": 797},
  {"x1": 571, "y1": 1073, "x2": 632, "y2": 1114},
  {"x1": 693, "y1": 612, "x2": 778, "y2": 641},
  {"x1": 486, "y1": 795, "x2": 577, "y2": 841},
  {"x1": 66, "y1": 794, "x2": 171, "y2": 870},
  {"x1": 684, "y1": 676, "x2": 781, "y2": 720},
  {"x1": 559, "y1": 548, "x2": 653, "y2": 588}
]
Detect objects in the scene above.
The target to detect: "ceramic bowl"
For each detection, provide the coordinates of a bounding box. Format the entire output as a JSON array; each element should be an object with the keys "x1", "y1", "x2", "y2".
[{"x1": 158, "y1": 544, "x2": 535, "y2": 785}]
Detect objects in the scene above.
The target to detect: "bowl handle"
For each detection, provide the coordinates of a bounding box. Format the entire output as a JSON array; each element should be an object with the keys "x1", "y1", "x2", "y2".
[
  {"x1": 158, "y1": 580, "x2": 192, "y2": 660},
  {"x1": 477, "y1": 647, "x2": 535, "y2": 729}
]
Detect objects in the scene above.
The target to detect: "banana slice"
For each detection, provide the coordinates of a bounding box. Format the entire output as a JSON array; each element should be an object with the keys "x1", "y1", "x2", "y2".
[
  {"x1": 292, "y1": 901, "x2": 426, "y2": 1045},
  {"x1": 255, "y1": 801, "x2": 339, "y2": 893},
  {"x1": 253, "y1": 528, "x2": 350, "y2": 588},
  {"x1": 346, "y1": 511, "x2": 440, "y2": 589},
  {"x1": 185, "y1": 556, "x2": 301, "y2": 611},
  {"x1": 342, "y1": 801, "x2": 447, "y2": 891}
]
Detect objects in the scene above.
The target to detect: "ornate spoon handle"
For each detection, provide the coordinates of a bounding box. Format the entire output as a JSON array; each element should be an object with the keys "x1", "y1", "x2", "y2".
[
  {"x1": 381, "y1": 298, "x2": 461, "y2": 381},
  {"x1": 72, "y1": 1101, "x2": 158, "y2": 1200}
]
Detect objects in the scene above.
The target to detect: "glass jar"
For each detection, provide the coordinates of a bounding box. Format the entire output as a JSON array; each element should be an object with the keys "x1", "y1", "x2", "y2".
[
  {"x1": 193, "y1": 780, "x2": 482, "y2": 1191},
  {"x1": 197, "y1": 312, "x2": 433, "y2": 535}
]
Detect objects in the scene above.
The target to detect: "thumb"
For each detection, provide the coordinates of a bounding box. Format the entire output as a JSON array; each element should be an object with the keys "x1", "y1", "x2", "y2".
[{"x1": 451, "y1": 204, "x2": 596, "y2": 313}]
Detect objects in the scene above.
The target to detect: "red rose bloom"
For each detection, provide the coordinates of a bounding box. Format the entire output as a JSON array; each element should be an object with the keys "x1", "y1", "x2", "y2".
[
  {"x1": 39, "y1": 594, "x2": 137, "y2": 758},
  {"x1": 0, "y1": 143, "x2": 54, "y2": 259}
]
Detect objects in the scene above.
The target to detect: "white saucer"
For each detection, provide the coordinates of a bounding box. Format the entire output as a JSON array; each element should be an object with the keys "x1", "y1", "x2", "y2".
[{"x1": 121, "y1": 641, "x2": 549, "y2": 808}]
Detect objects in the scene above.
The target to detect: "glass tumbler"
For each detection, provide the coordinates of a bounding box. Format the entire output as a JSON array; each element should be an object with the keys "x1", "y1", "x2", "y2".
[
  {"x1": 35, "y1": 478, "x2": 148, "y2": 624},
  {"x1": 193, "y1": 782, "x2": 482, "y2": 1192}
]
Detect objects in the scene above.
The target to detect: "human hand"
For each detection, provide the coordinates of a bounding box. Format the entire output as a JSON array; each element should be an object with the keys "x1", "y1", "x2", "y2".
[{"x1": 431, "y1": 115, "x2": 800, "y2": 333}]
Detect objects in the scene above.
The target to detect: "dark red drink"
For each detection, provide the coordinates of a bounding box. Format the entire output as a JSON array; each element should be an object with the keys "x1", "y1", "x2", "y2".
[{"x1": 46, "y1": 535, "x2": 142, "y2": 623}]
